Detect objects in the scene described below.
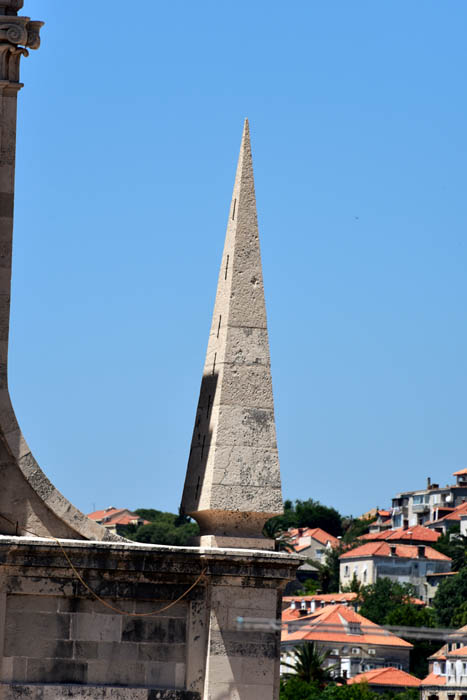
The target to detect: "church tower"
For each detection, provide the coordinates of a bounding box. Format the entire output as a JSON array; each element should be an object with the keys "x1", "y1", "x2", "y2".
[{"x1": 181, "y1": 120, "x2": 283, "y2": 548}]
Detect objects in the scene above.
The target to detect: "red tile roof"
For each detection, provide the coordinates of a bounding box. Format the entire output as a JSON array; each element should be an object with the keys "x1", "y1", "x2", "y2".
[
  {"x1": 281, "y1": 604, "x2": 412, "y2": 648},
  {"x1": 447, "y1": 646, "x2": 467, "y2": 657},
  {"x1": 420, "y1": 672, "x2": 446, "y2": 687},
  {"x1": 453, "y1": 468, "x2": 467, "y2": 476},
  {"x1": 87, "y1": 507, "x2": 123, "y2": 520},
  {"x1": 429, "y1": 500, "x2": 467, "y2": 525},
  {"x1": 348, "y1": 668, "x2": 421, "y2": 688},
  {"x1": 87, "y1": 507, "x2": 149, "y2": 527},
  {"x1": 360, "y1": 526, "x2": 440, "y2": 543},
  {"x1": 283, "y1": 593, "x2": 357, "y2": 604},
  {"x1": 340, "y1": 542, "x2": 451, "y2": 561}
]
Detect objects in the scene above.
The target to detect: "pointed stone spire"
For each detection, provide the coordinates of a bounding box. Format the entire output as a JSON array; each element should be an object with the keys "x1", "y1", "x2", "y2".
[{"x1": 181, "y1": 120, "x2": 283, "y2": 549}]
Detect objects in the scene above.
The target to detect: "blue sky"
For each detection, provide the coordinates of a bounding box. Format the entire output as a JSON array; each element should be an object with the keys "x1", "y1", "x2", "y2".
[{"x1": 11, "y1": 1, "x2": 467, "y2": 518}]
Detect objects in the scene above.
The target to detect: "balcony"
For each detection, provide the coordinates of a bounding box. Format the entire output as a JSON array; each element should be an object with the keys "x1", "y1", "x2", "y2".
[{"x1": 412, "y1": 503, "x2": 429, "y2": 513}]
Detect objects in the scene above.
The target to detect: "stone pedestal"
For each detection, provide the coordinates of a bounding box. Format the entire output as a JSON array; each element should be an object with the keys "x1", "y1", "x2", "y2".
[{"x1": 0, "y1": 536, "x2": 299, "y2": 699}]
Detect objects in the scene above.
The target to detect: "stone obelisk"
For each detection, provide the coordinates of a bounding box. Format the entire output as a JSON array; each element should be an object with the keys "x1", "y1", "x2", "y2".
[{"x1": 181, "y1": 120, "x2": 283, "y2": 548}]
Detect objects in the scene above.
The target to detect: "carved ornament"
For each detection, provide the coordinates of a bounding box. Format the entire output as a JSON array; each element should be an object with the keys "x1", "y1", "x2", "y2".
[{"x1": 0, "y1": 14, "x2": 43, "y2": 83}]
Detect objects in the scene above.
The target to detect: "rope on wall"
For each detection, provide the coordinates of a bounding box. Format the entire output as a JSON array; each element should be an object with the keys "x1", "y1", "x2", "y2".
[{"x1": 0, "y1": 512, "x2": 207, "y2": 617}]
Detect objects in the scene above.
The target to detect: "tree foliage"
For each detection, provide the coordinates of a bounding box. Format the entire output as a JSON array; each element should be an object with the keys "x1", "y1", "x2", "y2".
[
  {"x1": 279, "y1": 677, "x2": 420, "y2": 700},
  {"x1": 341, "y1": 516, "x2": 376, "y2": 544},
  {"x1": 281, "y1": 643, "x2": 338, "y2": 688},
  {"x1": 120, "y1": 509, "x2": 199, "y2": 546},
  {"x1": 432, "y1": 567, "x2": 467, "y2": 626},
  {"x1": 264, "y1": 499, "x2": 343, "y2": 538},
  {"x1": 357, "y1": 578, "x2": 417, "y2": 625},
  {"x1": 431, "y1": 525, "x2": 467, "y2": 571}
]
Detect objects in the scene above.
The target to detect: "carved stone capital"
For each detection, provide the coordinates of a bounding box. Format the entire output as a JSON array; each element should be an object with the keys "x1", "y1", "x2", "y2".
[
  {"x1": 25, "y1": 20, "x2": 42, "y2": 49},
  {"x1": 0, "y1": 14, "x2": 43, "y2": 84}
]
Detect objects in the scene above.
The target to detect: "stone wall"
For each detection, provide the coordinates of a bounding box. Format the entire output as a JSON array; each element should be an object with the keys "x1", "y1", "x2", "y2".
[{"x1": 0, "y1": 536, "x2": 298, "y2": 699}]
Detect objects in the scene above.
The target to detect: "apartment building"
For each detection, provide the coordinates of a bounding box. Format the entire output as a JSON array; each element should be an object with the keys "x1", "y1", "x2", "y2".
[
  {"x1": 339, "y1": 542, "x2": 451, "y2": 601},
  {"x1": 420, "y1": 624, "x2": 467, "y2": 700},
  {"x1": 281, "y1": 603, "x2": 412, "y2": 678},
  {"x1": 392, "y1": 471, "x2": 467, "y2": 529}
]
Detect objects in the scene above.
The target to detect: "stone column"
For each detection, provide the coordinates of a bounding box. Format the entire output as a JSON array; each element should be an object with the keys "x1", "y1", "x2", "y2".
[
  {"x1": 0, "y1": 2, "x2": 113, "y2": 541},
  {"x1": 0, "y1": 1, "x2": 43, "y2": 381}
]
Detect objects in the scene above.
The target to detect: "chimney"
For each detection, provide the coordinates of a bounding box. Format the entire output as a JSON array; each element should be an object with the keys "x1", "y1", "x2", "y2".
[
  {"x1": 290, "y1": 599, "x2": 296, "y2": 610},
  {"x1": 418, "y1": 545, "x2": 426, "y2": 558},
  {"x1": 427, "y1": 477, "x2": 431, "y2": 489},
  {"x1": 390, "y1": 545, "x2": 397, "y2": 556},
  {"x1": 299, "y1": 600, "x2": 308, "y2": 616}
]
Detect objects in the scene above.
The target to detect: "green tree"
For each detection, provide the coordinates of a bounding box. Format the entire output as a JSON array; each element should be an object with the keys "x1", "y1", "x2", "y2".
[
  {"x1": 297, "y1": 578, "x2": 321, "y2": 595},
  {"x1": 121, "y1": 509, "x2": 199, "y2": 546},
  {"x1": 281, "y1": 643, "x2": 338, "y2": 688},
  {"x1": 385, "y1": 603, "x2": 435, "y2": 628},
  {"x1": 357, "y1": 578, "x2": 416, "y2": 625},
  {"x1": 264, "y1": 499, "x2": 343, "y2": 539},
  {"x1": 341, "y1": 516, "x2": 377, "y2": 544},
  {"x1": 432, "y1": 525, "x2": 467, "y2": 571},
  {"x1": 280, "y1": 677, "x2": 321, "y2": 700},
  {"x1": 432, "y1": 567, "x2": 467, "y2": 626},
  {"x1": 451, "y1": 600, "x2": 467, "y2": 627}
]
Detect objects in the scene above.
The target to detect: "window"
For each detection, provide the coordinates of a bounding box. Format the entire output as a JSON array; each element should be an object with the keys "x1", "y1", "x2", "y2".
[
  {"x1": 342, "y1": 647, "x2": 349, "y2": 654},
  {"x1": 349, "y1": 623, "x2": 362, "y2": 635},
  {"x1": 368, "y1": 649, "x2": 376, "y2": 656},
  {"x1": 344, "y1": 565, "x2": 350, "y2": 577},
  {"x1": 352, "y1": 648, "x2": 361, "y2": 654},
  {"x1": 331, "y1": 649, "x2": 339, "y2": 655},
  {"x1": 363, "y1": 568, "x2": 367, "y2": 583}
]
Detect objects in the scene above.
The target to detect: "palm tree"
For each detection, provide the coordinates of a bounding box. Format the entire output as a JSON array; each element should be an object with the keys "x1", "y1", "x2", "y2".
[{"x1": 281, "y1": 642, "x2": 339, "y2": 688}]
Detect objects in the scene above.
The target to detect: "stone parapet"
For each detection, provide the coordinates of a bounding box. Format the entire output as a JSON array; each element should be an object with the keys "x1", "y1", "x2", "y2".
[{"x1": 0, "y1": 536, "x2": 300, "y2": 698}]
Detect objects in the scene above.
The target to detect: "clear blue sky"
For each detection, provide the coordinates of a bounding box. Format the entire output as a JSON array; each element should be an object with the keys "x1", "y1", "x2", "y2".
[{"x1": 12, "y1": 1, "x2": 467, "y2": 518}]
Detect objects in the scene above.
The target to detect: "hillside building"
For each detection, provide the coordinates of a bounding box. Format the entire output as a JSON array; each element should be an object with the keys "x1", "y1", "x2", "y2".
[
  {"x1": 339, "y1": 542, "x2": 451, "y2": 602},
  {"x1": 281, "y1": 603, "x2": 412, "y2": 679},
  {"x1": 392, "y1": 472, "x2": 467, "y2": 529}
]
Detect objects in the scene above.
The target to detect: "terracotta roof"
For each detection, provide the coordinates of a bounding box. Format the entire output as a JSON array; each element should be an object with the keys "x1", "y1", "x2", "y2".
[
  {"x1": 420, "y1": 672, "x2": 446, "y2": 687},
  {"x1": 283, "y1": 593, "x2": 357, "y2": 604},
  {"x1": 429, "y1": 500, "x2": 467, "y2": 525},
  {"x1": 295, "y1": 542, "x2": 313, "y2": 552},
  {"x1": 281, "y1": 604, "x2": 412, "y2": 648},
  {"x1": 348, "y1": 667, "x2": 421, "y2": 688},
  {"x1": 307, "y1": 528, "x2": 339, "y2": 546},
  {"x1": 453, "y1": 468, "x2": 467, "y2": 476},
  {"x1": 105, "y1": 513, "x2": 150, "y2": 526},
  {"x1": 87, "y1": 507, "x2": 125, "y2": 520},
  {"x1": 287, "y1": 527, "x2": 340, "y2": 552},
  {"x1": 447, "y1": 646, "x2": 467, "y2": 657},
  {"x1": 87, "y1": 507, "x2": 149, "y2": 527},
  {"x1": 360, "y1": 530, "x2": 392, "y2": 541},
  {"x1": 340, "y1": 542, "x2": 451, "y2": 561},
  {"x1": 360, "y1": 526, "x2": 440, "y2": 543},
  {"x1": 426, "y1": 571, "x2": 457, "y2": 577}
]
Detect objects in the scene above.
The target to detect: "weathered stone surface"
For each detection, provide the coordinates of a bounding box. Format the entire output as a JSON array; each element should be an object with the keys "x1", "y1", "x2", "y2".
[
  {"x1": 0, "y1": 536, "x2": 299, "y2": 698},
  {"x1": 0, "y1": 687, "x2": 200, "y2": 700},
  {"x1": 181, "y1": 120, "x2": 283, "y2": 548}
]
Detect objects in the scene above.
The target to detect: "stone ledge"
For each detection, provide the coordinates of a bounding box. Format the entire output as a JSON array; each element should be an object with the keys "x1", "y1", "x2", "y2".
[
  {"x1": 0, "y1": 533, "x2": 296, "y2": 560},
  {"x1": 0, "y1": 685, "x2": 200, "y2": 700}
]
